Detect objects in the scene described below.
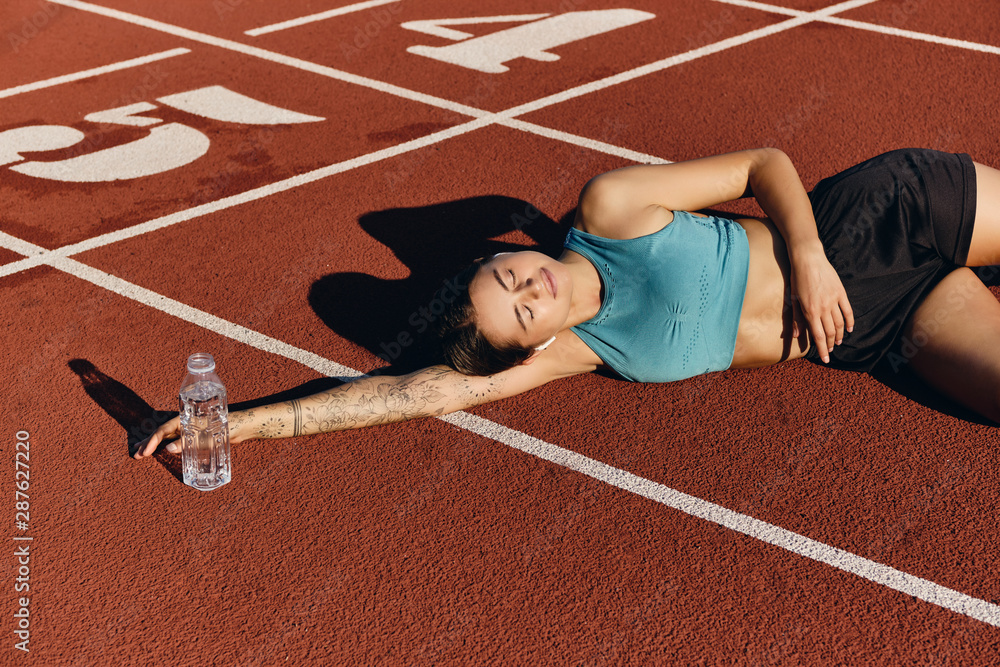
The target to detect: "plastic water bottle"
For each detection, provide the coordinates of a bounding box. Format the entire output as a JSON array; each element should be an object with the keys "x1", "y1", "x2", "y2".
[{"x1": 179, "y1": 353, "x2": 231, "y2": 491}]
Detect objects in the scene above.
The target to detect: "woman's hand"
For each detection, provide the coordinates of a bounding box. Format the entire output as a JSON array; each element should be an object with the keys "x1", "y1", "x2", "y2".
[
  {"x1": 133, "y1": 416, "x2": 181, "y2": 459},
  {"x1": 132, "y1": 412, "x2": 251, "y2": 459},
  {"x1": 789, "y1": 242, "x2": 854, "y2": 363}
]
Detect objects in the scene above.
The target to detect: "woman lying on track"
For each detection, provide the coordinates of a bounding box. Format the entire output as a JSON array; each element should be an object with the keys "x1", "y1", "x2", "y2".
[{"x1": 135, "y1": 146, "x2": 1000, "y2": 458}]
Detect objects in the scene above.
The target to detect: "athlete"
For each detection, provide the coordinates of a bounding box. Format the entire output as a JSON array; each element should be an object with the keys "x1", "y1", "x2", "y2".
[{"x1": 134, "y1": 147, "x2": 1000, "y2": 458}]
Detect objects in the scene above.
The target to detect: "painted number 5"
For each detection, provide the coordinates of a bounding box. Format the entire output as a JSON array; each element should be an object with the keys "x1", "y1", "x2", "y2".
[{"x1": 0, "y1": 86, "x2": 324, "y2": 182}]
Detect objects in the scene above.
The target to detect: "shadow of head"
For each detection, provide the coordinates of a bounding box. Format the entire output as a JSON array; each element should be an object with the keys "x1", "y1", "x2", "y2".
[{"x1": 309, "y1": 195, "x2": 574, "y2": 373}]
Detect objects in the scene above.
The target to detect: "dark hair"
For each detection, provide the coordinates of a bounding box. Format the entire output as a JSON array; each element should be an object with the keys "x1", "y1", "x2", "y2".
[{"x1": 436, "y1": 259, "x2": 535, "y2": 376}]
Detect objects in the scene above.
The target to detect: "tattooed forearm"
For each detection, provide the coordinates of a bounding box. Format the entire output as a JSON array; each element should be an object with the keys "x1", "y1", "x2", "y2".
[
  {"x1": 228, "y1": 409, "x2": 255, "y2": 434},
  {"x1": 295, "y1": 368, "x2": 452, "y2": 433},
  {"x1": 228, "y1": 408, "x2": 294, "y2": 440},
  {"x1": 291, "y1": 399, "x2": 304, "y2": 437},
  {"x1": 229, "y1": 365, "x2": 509, "y2": 441}
]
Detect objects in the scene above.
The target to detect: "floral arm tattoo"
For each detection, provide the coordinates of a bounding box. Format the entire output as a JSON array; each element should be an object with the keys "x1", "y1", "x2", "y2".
[{"x1": 233, "y1": 365, "x2": 506, "y2": 440}]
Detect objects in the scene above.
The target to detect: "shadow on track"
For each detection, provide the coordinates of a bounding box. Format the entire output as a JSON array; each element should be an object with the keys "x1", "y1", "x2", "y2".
[
  {"x1": 69, "y1": 359, "x2": 349, "y2": 478},
  {"x1": 69, "y1": 359, "x2": 186, "y2": 481},
  {"x1": 865, "y1": 266, "x2": 1000, "y2": 426},
  {"x1": 308, "y1": 196, "x2": 573, "y2": 375},
  {"x1": 870, "y1": 354, "x2": 997, "y2": 428}
]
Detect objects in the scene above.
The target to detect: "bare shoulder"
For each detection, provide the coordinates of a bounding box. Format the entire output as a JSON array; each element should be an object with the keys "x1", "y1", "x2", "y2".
[
  {"x1": 575, "y1": 194, "x2": 675, "y2": 241},
  {"x1": 576, "y1": 149, "x2": 777, "y2": 239}
]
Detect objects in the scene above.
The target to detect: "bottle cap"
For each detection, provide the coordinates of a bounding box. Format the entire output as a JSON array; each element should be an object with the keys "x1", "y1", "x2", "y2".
[{"x1": 186, "y1": 352, "x2": 216, "y2": 374}]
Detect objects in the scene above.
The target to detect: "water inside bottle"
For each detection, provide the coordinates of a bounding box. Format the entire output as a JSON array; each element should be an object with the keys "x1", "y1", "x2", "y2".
[{"x1": 180, "y1": 381, "x2": 230, "y2": 491}]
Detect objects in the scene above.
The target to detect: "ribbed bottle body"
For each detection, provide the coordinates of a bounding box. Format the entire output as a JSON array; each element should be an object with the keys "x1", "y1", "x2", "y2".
[{"x1": 179, "y1": 355, "x2": 231, "y2": 491}]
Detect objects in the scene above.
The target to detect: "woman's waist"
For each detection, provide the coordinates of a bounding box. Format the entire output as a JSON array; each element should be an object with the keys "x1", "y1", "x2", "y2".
[{"x1": 731, "y1": 217, "x2": 812, "y2": 367}]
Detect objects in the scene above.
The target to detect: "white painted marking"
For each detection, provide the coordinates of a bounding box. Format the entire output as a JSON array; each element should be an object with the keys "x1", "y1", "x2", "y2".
[
  {"x1": 401, "y1": 14, "x2": 550, "y2": 41},
  {"x1": 47, "y1": 0, "x2": 487, "y2": 118},
  {"x1": 407, "y1": 10, "x2": 656, "y2": 73},
  {"x1": 707, "y1": 0, "x2": 800, "y2": 16},
  {"x1": 51, "y1": 256, "x2": 362, "y2": 381},
  {"x1": 0, "y1": 48, "x2": 189, "y2": 100},
  {"x1": 85, "y1": 101, "x2": 161, "y2": 127},
  {"x1": 500, "y1": 119, "x2": 669, "y2": 165},
  {"x1": 0, "y1": 117, "x2": 495, "y2": 279},
  {"x1": 823, "y1": 16, "x2": 1000, "y2": 55},
  {"x1": 245, "y1": 0, "x2": 402, "y2": 37},
  {"x1": 0, "y1": 125, "x2": 85, "y2": 167},
  {"x1": 441, "y1": 411, "x2": 1000, "y2": 628},
  {"x1": 6, "y1": 88, "x2": 322, "y2": 183},
  {"x1": 710, "y1": 0, "x2": 1000, "y2": 55},
  {"x1": 0, "y1": 232, "x2": 46, "y2": 258},
  {"x1": 11, "y1": 123, "x2": 210, "y2": 182},
  {"x1": 157, "y1": 85, "x2": 325, "y2": 125}
]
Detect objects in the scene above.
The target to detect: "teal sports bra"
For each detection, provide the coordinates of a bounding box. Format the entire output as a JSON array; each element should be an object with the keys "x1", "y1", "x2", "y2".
[{"x1": 564, "y1": 210, "x2": 750, "y2": 382}]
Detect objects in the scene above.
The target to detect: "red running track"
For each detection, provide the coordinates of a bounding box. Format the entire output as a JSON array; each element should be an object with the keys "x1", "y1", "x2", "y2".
[{"x1": 2, "y1": 0, "x2": 1000, "y2": 664}]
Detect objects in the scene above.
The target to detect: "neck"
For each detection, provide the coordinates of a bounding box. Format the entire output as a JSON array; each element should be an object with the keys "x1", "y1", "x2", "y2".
[{"x1": 560, "y1": 250, "x2": 603, "y2": 327}]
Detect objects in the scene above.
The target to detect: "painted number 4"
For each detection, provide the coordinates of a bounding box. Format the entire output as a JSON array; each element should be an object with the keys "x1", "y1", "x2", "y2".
[
  {"x1": 0, "y1": 86, "x2": 323, "y2": 182},
  {"x1": 403, "y1": 9, "x2": 655, "y2": 73}
]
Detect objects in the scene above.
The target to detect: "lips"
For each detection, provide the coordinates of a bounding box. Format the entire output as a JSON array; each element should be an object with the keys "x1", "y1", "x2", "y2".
[{"x1": 541, "y1": 267, "x2": 557, "y2": 298}]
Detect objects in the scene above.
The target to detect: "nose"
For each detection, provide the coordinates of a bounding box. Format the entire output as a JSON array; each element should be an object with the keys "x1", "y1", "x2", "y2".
[{"x1": 519, "y1": 277, "x2": 543, "y2": 299}]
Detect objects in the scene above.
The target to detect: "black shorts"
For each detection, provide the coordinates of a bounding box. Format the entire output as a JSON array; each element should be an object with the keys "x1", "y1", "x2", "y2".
[{"x1": 804, "y1": 148, "x2": 978, "y2": 372}]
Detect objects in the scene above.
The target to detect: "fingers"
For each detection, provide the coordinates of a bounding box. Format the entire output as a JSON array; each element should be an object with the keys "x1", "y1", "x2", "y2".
[
  {"x1": 134, "y1": 433, "x2": 161, "y2": 459},
  {"x1": 133, "y1": 435, "x2": 156, "y2": 459},
  {"x1": 809, "y1": 314, "x2": 831, "y2": 364},
  {"x1": 133, "y1": 417, "x2": 181, "y2": 459},
  {"x1": 789, "y1": 257, "x2": 855, "y2": 363},
  {"x1": 841, "y1": 294, "x2": 855, "y2": 335},
  {"x1": 809, "y1": 299, "x2": 854, "y2": 364},
  {"x1": 829, "y1": 310, "x2": 844, "y2": 348}
]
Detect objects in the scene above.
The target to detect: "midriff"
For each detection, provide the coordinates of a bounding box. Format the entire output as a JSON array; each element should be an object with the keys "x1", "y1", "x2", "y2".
[{"x1": 731, "y1": 217, "x2": 812, "y2": 368}]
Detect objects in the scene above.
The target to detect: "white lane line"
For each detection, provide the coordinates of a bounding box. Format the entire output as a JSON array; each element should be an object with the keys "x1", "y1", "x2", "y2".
[
  {"x1": 0, "y1": 117, "x2": 495, "y2": 279},
  {"x1": 245, "y1": 0, "x2": 401, "y2": 37},
  {"x1": 711, "y1": 0, "x2": 1000, "y2": 55},
  {"x1": 51, "y1": 256, "x2": 361, "y2": 381},
  {"x1": 501, "y1": 119, "x2": 669, "y2": 165},
  {"x1": 35, "y1": 252, "x2": 1000, "y2": 629},
  {"x1": 0, "y1": 232, "x2": 46, "y2": 259},
  {"x1": 0, "y1": 48, "x2": 190, "y2": 100},
  {"x1": 46, "y1": 0, "x2": 486, "y2": 118},
  {"x1": 443, "y1": 411, "x2": 1000, "y2": 629},
  {"x1": 495, "y1": 0, "x2": 881, "y2": 121},
  {"x1": 708, "y1": 0, "x2": 801, "y2": 16},
  {"x1": 824, "y1": 16, "x2": 1000, "y2": 55}
]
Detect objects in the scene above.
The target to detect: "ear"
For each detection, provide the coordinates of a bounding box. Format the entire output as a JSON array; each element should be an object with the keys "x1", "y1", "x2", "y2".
[
  {"x1": 521, "y1": 335, "x2": 557, "y2": 365},
  {"x1": 520, "y1": 349, "x2": 543, "y2": 366}
]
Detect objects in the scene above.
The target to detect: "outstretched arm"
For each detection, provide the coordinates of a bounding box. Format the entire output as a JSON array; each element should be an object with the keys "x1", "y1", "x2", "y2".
[
  {"x1": 134, "y1": 340, "x2": 591, "y2": 458},
  {"x1": 232, "y1": 365, "x2": 500, "y2": 439},
  {"x1": 134, "y1": 365, "x2": 501, "y2": 457}
]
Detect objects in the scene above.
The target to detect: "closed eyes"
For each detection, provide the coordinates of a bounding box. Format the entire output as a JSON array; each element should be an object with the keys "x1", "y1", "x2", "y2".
[
  {"x1": 508, "y1": 271, "x2": 534, "y2": 319},
  {"x1": 504, "y1": 269, "x2": 535, "y2": 330}
]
